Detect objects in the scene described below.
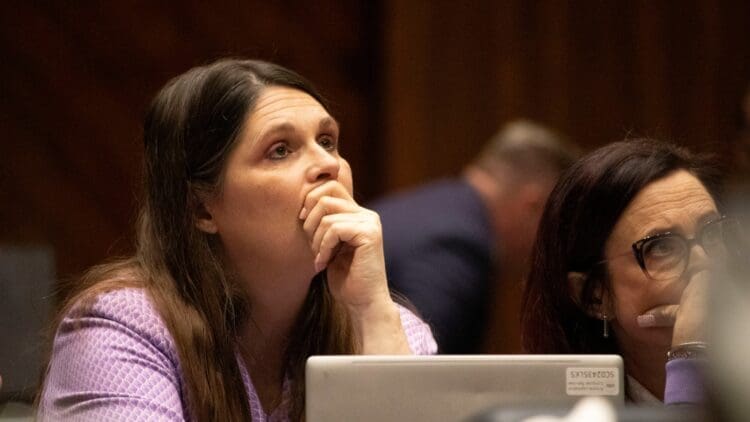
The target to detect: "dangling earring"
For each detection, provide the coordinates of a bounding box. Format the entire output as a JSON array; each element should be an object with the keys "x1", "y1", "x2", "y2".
[{"x1": 601, "y1": 313, "x2": 610, "y2": 338}]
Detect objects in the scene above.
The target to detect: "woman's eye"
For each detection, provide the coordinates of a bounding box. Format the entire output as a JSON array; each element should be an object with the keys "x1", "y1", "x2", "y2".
[
  {"x1": 318, "y1": 135, "x2": 337, "y2": 151},
  {"x1": 268, "y1": 143, "x2": 290, "y2": 159},
  {"x1": 646, "y1": 237, "x2": 680, "y2": 258}
]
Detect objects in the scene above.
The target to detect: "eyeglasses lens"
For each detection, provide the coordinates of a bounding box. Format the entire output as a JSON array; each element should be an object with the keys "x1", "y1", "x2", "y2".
[
  {"x1": 642, "y1": 218, "x2": 744, "y2": 279},
  {"x1": 643, "y1": 236, "x2": 687, "y2": 280}
]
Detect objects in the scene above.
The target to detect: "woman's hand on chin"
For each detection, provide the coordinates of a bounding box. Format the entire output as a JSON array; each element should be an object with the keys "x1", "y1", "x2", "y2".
[
  {"x1": 301, "y1": 180, "x2": 389, "y2": 307},
  {"x1": 636, "y1": 270, "x2": 708, "y2": 347},
  {"x1": 300, "y1": 181, "x2": 410, "y2": 353},
  {"x1": 671, "y1": 270, "x2": 708, "y2": 346}
]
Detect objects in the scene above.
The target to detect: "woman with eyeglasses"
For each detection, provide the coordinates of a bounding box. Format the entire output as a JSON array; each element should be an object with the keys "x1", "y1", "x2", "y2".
[{"x1": 521, "y1": 139, "x2": 741, "y2": 404}]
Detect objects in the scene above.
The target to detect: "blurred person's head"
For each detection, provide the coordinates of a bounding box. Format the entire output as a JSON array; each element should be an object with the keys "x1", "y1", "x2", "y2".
[
  {"x1": 464, "y1": 120, "x2": 579, "y2": 267},
  {"x1": 521, "y1": 139, "x2": 723, "y2": 360},
  {"x1": 728, "y1": 83, "x2": 750, "y2": 184},
  {"x1": 707, "y1": 244, "x2": 750, "y2": 421}
]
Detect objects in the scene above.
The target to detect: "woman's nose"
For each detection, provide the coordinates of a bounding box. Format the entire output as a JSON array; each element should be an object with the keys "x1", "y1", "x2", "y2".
[{"x1": 306, "y1": 143, "x2": 340, "y2": 182}]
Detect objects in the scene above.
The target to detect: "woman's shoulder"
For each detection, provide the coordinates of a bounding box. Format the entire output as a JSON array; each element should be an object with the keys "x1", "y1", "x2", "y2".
[
  {"x1": 63, "y1": 286, "x2": 177, "y2": 359},
  {"x1": 84, "y1": 286, "x2": 155, "y2": 315},
  {"x1": 42, "y1": 286, "x2": 187, "y2": 419},
  {"x1": 396, "y1": 303, "x2": 438, "y2": 355}
]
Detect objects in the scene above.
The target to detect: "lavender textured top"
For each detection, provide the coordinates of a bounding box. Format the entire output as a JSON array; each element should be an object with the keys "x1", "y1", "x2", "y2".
[{"x1": 39, "y1": 288, "x2": 437, "y2": 421}]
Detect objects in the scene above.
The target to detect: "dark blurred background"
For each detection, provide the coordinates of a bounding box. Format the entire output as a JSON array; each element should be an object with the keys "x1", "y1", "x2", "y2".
[{"x1": 1, "y1": 0, "x2": 749, "y2": 290}]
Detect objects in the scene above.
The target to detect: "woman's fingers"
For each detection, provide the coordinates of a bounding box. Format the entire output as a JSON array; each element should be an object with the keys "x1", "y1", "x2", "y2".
[
  {"x1": 636, "y1": 270, "x2": 709, "y2": 346},
  {"x1": 312, "y1": 213, "x2": 379, "y2": 268},
  {"x1": 299, "y1": 180, "x2": 389, "y2": 310},
  {"x1": 300, "y1": 181, "x2": 353, "y2": 219},
  {"x1": 302, "y1": 196, "x2": 358, "y2": 239},
  {"x1": 315, "y1": 220, "x2": 360, "y2": 271},
  {"x1": 637, "y1": 305, "x2": 680, "y2": 328},
  {"x1": 671, "y1": 270, "x2": 710, "y2": 345},
  {"x1": 300, "y1": 181, "x2": 379, "y2": 268}
]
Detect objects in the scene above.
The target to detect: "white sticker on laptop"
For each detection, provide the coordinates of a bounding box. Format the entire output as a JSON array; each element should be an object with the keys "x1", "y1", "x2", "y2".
[{"x1": 566, "y1": 367, "x2": 619, "y2": 396}]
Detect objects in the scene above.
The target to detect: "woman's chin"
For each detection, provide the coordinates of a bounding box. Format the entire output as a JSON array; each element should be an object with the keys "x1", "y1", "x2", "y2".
[
  {"x1": 620, "y1": 326, "x2": 673, "y2": 352},
  {"x1": 641, "y1": 330, "x2": 674, "y2": 352}
]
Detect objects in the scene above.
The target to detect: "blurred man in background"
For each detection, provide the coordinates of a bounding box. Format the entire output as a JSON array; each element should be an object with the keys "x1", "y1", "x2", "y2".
[{"x1": 372, "y1": 120, "x2": 579, "y2": 353}]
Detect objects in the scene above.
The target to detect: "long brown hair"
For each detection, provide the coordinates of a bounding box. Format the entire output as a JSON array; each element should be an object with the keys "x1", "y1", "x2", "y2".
[
  {"x1": 42, "y1": 58, "x2": 357, "y2": 421},
  {"x1": 520, "y1": 139, "x2": 720, "y2": 355}
]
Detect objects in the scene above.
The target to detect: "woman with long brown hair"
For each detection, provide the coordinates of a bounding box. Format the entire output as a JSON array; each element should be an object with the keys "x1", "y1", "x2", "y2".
[{"x1": 38, "y1": 58, "x2": 436, "y2": 421}]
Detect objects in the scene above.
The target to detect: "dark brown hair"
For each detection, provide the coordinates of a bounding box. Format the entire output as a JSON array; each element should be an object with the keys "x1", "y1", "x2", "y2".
[
  {"x1": 520, "y1": 139, "x2": 720, "y2": 354},
  {"x1": 42, "y1": 58, "x2": 357, "y2": 421}
]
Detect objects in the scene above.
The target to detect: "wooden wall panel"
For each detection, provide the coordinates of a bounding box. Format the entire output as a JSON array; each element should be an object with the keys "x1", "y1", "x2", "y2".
[
  {"x1": 1, "y1": 1, "x2": 748, "y2": 311},
  {"x1": 0, "y1": 1, "x2": 381, "y2": 287},
  {"x1": 382, "y1": 1, "x2": 750, "y2": 191}
]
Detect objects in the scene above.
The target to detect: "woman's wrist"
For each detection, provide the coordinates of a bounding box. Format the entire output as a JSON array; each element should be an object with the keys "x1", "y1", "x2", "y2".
[
  {"x1": 667, "y1": 341, "x2": 708, "y2": 361},
  {"x1": 347, "y1": 298, "x2": 411, "y2": 354}
]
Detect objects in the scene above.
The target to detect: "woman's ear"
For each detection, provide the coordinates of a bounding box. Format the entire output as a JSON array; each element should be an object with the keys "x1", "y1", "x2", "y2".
[
  {"x1": 567, "y1": 271, "x2": 613, "y2": 319},
  {"x1": 567, "y1": 271, "x2": 588, "y2": 309},
  {"x1": 195, "y1": 214, "x2": 218, "y2": 234},
  {"x1": 193, "y1": 193, "x2": 219, "y2": 234}
]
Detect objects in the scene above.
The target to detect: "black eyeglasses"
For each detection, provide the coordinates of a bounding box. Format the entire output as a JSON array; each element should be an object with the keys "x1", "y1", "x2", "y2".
[{"x1": 631, "y1": 216, "x2": 743, "y2": 280}]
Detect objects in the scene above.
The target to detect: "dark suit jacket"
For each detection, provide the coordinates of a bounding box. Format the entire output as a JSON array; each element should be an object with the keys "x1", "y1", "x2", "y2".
[{"x1": 371, "y1": 179, "x2": 496, "y2": 353}]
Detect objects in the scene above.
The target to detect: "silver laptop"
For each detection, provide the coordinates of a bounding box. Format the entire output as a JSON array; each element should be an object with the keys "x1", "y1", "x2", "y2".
[{"x1": 306, "y1": 354, "x2": 624, "y2": 422}]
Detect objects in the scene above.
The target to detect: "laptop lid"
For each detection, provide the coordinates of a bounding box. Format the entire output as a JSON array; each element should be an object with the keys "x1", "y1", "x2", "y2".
[{"x1": 306, "y1": 354, "x2": 624, "y2": 422}]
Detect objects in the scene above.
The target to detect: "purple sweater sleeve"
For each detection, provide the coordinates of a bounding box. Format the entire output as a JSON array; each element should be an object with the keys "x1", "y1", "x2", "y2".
[
  {"x1": 39, "y1": 289, "x2": 188, "y2": 421},
  {"x1": 398, "y1": 304, "x2": 438, "y2": 355},
  {"x1": 664, "y1": 357, "x2": 706, "y2": 405}
]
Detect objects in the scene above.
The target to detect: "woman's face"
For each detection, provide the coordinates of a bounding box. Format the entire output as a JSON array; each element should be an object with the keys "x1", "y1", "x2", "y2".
[
  {"x1": 604, "y1": 170, "x2": 718, "y2": 351},
  {"x1": 199, "y1": 86, "x2": 353, "y2": 292}
]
